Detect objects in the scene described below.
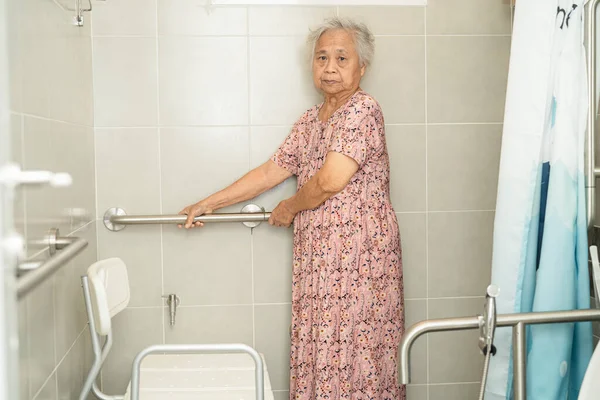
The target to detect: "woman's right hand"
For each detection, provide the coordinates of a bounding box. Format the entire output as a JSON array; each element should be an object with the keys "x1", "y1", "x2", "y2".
[{"x1": 178, "y1": 202, "x2": 211, "y2": 229}]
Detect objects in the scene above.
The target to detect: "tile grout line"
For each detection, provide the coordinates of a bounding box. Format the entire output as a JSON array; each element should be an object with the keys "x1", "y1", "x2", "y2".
[
  {"x1": 90, "y1": 33, "x2": 512, "y2": 38},
  {"x1": 91, "y1": 9, "x2": 100, "y2": 231},
  {"x1": 18, "y1": 113, "x2": 91, "y2": 130},
  {"x1": 155, "y1": 0, "x2": 166, "y2": 346},
  {"x1": 125, "y1": 297, "x2": 487, "y2": 307},
  {"x1": 90, "y1": 122, "x2": 504, "y2": 129},
  {"x1": 423, "y1": 5, "x2": 430, "y2": 397},
  {"x1": 20, "y1": 113, "x2": 27, "y2": 253},
  {"x1": 90, "y1": 17, "x2": 106, "y2": 390},
  {"x1": 245, "y1": 6, "x2": 257, "y2": 350}
]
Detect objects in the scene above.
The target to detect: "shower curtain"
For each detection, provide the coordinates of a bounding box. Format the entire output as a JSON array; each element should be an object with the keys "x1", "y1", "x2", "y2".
[{"x1": 486, "y1": 1, "x2": 593, "y2": 399}]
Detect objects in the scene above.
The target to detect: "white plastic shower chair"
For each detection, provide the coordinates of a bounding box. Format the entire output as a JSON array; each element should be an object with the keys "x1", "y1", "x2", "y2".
[{"x1": 79, "y1": 257, "x2": 274, "y2": 400}]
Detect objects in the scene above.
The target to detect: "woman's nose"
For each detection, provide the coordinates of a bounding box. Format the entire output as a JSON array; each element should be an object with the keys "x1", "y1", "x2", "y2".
[{"x1": 325, "y1": 61, "x2": 336, "y2": 73}]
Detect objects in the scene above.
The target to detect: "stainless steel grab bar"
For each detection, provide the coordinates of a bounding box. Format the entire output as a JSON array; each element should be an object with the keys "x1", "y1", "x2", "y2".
[
  {"x1": 399, "y1": 308, "x2": 600, "y2": 400},
  {"x1": 16, "y1": 236, "x2": 88, "y2": 299},
  {"x1": 103, "y1": 204, "x2": 271, "y2": 231}
]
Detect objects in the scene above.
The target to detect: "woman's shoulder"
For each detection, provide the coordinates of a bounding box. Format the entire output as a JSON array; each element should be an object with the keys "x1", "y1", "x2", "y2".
[
  {"x1": 341, "y1": 91, "x2": 383, "y2": 124},
  {"x1": 350, "y1": 91, "x2": 382, "y2": 114},
  {"x1": 293, "y1": 105, "x2": 319, "y2": 127}
]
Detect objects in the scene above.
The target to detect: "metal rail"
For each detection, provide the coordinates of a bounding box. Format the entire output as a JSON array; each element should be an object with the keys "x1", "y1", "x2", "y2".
[
  {"x1": 16, "y1": 236, "x2": 88, "y2": 299},
  {"x1": 103, "y1": 204, "x2": 271, "y2": 231},
  {"x1": 399, "y1": 308, "x2": 600, "y2": 400}
]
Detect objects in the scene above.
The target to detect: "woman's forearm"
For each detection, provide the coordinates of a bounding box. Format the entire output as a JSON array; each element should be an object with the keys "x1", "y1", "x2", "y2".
[
  {"x1": 201, "y1": 161, "x2": 291, "y2": 212},
  {"x1": 285, "y1": 174, "x2": 338, "y2": 215}
]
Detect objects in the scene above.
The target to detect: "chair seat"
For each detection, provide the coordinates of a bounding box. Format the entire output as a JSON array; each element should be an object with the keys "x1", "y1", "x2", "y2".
[{"x1": 123, "y1": 353, "x2": 275, "y2": 400}]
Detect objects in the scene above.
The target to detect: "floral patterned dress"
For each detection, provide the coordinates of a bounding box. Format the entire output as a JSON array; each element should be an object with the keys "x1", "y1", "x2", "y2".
[{"x1": 272, "y1": 90, "x2": 405, "y2": 400}]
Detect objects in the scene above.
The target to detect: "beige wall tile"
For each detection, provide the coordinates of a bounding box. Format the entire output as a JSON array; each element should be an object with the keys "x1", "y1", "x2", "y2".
[
  {"x1": 387, "y1": 125, "x2": 426, "y2": 212},
  {"x1": 159, "y1": 37, "x2": 248, "y2": 126},
  {"x1": 26, "y1": 278, "x2": 55, "y2": 397},
  {"x1": 97, "y1": 226, "x2": 163, "y2": 307},
  {"x1": 250, "y1": 126, "x2": 292, "y2": 169},
  {"x1": 427, "y1": 124, "x2": 502, "y2": 211},
  {"x1": 47, "y1": 35, "x2": 93, "y2": 126},
  {"x1": 18, "y1": 301, "x2": 29, "y2": 400},
  {"x1": 406, "y1": 385, "x2": 427, "y2": 400},
  {"x1": 427, "y1": 36, "x2": 510, "y2": 123},
  {"x1": 428, "y1": 298, "x2": 484, "y2": 383},
  {"x1": 10, "y1": 114, "x2": 26, "y2": 241},
  {"x1": 162, "y1": 225, "x2": 252, "y2": 305},
  {"x1": 23, "y1": 118, "x2": 95, "y2": 252},
  {"x1": 158, "y1": 0, "x2": 247, "y2": 36},
  {"x1": 102, "y1": 308, "x2": 163, "y2": 394},
  {"x1": 54, "y1": 225, "x2": 97, "y2": 361},
  {"x1": 164, "y1": 305, "x2": 253, "y2": 345},
  {"x1": 93, "y1": 37, "x2": 158, "y2": 127},
  {"x1": 7, "y1": 0, "x2": 22, "y2": 114},
  {"x1": 159, "y1": 127, "x2": 250, "y2": 213},
  {"x1": 397, "y1": 213, "x2": 426, "y2": 300},
  {"x1": 249, "y1": 7, "x2": 336, "y2": 36},
  {"x1": 339, "y1": 6, "x2": 424, "y2": 35},
  {"x1": 429, "y1": 383, "x2": 481, "y2": 400},
  {"x1": 255, "y1": 304, "x2": 292, "y2": 391},
  {"x1": 18, "y1": 0, "x2": 92, "y2": 125},
  {"x1": 427, "y1": 0, "x2": 511, "y2": 35},
  {"x1": 362, "y1": 37, "x2": 425, "y2": 124},
  {"x1": 250, "y1": 36, "x2": 322, "y2": 125},
  {"x1": 93, "y1": 0, "x2": 157, "y2": 36},
  {"x1": 95, "y1": 128, "x2": 161, "y2": 217},
  {"x1": 33, "y1": 372, "x2": 56, "y2": 400},
  {"x1": 428, "y1": 212, "x2": 493, "y2": 298},
  {"x1": 273, "y1": 391, "x2": 290, "y2": 400},
  {"x1": 56, "y1": 329, "x2": 89, "y2": 400}
]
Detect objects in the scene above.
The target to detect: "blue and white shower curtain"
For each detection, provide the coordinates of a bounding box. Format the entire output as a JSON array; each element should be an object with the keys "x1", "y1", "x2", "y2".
[{"x1": 486, "y1": 1, "x2": 594, "y2": 399}]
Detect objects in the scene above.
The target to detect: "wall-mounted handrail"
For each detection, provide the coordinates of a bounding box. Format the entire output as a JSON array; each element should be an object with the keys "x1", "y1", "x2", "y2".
[
  {"x1": 399, "y1": 308, "x2": 600, "y2": 400},
  {"x1": 587, "y1": 0, "x2": 600, "y2": 229},
  {"x1": 111, "y1": 213, "x2": 271, "y2": 225},
  {"x1": 16, "y1": 236, "x2": 88, "y2": 299},
  {"x1": 103, "y1": 204, "x2": 271, "y2": 231}
]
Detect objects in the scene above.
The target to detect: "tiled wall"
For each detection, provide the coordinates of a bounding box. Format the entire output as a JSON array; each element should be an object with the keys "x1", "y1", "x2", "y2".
[
  {"x1": 92, "y1": 1, "x2": 511, "y2": 399},
  {"x1": 8, "y1": 0, "x2": 97, "y2": 399}
]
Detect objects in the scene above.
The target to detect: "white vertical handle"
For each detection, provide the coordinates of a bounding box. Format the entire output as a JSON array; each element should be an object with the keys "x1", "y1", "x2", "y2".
[
  {"x1": 0, "y1": 163, "x2": 72, "y2": 188},
  {"x1": 1, "y1": 233, "x2": 24, "y2": 261}
]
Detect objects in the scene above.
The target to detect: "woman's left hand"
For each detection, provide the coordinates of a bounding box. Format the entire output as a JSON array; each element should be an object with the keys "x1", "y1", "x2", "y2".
[{"x1": 269, "y1": 200, "x2": 296, "y2": 228}]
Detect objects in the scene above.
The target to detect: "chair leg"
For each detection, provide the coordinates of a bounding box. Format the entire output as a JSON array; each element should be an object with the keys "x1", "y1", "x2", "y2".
[{"x1": 79, "y1": 277, "x2": 124, "y2": 400}]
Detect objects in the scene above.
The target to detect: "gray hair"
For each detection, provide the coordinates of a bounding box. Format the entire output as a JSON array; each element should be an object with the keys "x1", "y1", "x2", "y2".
[{"x1": 308, "y1": 17, "x2": 375, "y2": 67}]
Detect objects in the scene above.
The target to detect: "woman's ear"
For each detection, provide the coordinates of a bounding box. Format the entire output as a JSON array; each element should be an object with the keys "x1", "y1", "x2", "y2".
[{"x1": 360, "y1": 64, "x2": 366, "y2": 77}]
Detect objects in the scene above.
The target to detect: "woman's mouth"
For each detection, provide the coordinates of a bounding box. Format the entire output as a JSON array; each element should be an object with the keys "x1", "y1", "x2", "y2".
[{"x1": 323, "y1": 80, "x2": 338, "y2": 85}]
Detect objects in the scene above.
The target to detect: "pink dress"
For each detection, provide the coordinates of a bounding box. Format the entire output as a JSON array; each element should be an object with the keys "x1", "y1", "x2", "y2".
[{"x1": 272, "y1": 90, "x2": 405, "y2": 400}]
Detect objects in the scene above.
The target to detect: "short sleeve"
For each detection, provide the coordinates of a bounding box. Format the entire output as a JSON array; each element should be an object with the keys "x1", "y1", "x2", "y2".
[
  {"x1": 272, "y1": 124, "x2": 301, "y2": 176},
  {"x1": 329, "y1": 100, "x2": 383, "y2": 167}
]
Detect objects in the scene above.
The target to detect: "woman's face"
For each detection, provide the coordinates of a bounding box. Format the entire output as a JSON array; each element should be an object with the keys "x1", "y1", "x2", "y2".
[{"x1": 312, "y1": 29, "x2": 365, "y2": 97}]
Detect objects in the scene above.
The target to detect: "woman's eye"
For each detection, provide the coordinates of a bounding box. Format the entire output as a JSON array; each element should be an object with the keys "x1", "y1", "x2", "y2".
[
  {"x1": 339, "y1": 57, "x2": 346, "y2": 61},
  {"x1": 319, "y1": 56, "x2": 327, "y2": 61}
]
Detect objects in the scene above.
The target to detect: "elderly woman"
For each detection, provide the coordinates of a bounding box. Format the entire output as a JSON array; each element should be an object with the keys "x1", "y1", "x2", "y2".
[{"x1": 179, "y1": 17, "x2": 404, "y2": 400}]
